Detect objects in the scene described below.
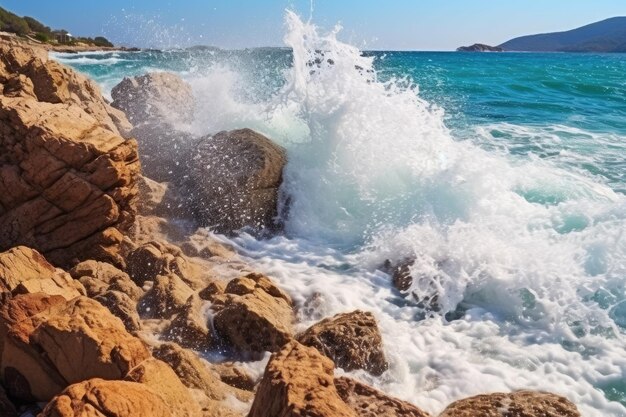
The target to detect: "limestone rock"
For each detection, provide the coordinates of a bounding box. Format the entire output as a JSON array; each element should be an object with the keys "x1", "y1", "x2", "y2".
[
  {"x1": 438, "y1": 391, "x2": 581, "y2": 417},
  {"x1": 298, "y1": 310, "x2": 388, "y2": 376},
  {"x1": 39, "y1": 378, "x2": 173, "y2": 417},
  {"x1": 334, "y1": 377, "x2": 431, "y2": 417},
  {"x1": 94, "y1": 290, "x2": 142, "y2": 332},
  {"x1": 163, "y1": 294, "x2": 215, "y2": 351},
  {"x1": 248, "y1": 340, "x2": 357, "y2": 417},
  {"x1": 212, "y1": 273, "x2": 293, "y2": 354},
  {"x1": 124, "y1": 358, "x2": 202, "y2": 417},
  {"x1": 187, "y1": 128, "x2": 286, "y2": 234},
  {"x1": 0, "y1": 246, "x2": 84, "y2": 300},
  {"x1": 0, "y1": 294, "x2": 150, "y2": 401},
  {"x1": 0, "y1": 43, "x2": 138, "y2": 268},
  {"x1": 138, "y1": 274, "x2": 194, "y2": 319}
]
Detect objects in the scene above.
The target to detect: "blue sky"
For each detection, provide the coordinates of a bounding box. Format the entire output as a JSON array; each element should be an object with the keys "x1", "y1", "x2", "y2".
[{"x1": 2, "y1": 0, "x2": 625, "y2": 50}]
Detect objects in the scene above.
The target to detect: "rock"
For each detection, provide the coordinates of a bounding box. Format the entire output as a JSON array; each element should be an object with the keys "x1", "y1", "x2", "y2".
[
  {"x1": 456, "y1": 44, "x2": 503, "y2": 52},
  {"x1": 198, "y1": 280, "x2": 226, "y2": 302},
  {"x1": 187, "y1": 128, "x2": 286, "y2": 234},
  {"x1": 138, "y1": 274, "x2": 194, "y2": 319},
  {"x1": 69, "y1": 260, "x2": 143, "y2": 300},
  {"x1": 212, "y1": 273, "x2": 293, "y2": 354},
  {"x1": 0, "y1": 246, "x2": 84, "y2": 300},
  {"x1": 209, "y1": 362, "x2": 256, "y2": 392},
  {"x1": 0, "y1": 384, "x2": 17, "y2": 417},
  {"x1": 163, "y1": 294, "x2": 215, "y2": 351},
  {"x1": 94, "y1": 290, "x2": 142, "y2": 332},
  {"x1": 127, "y1": 241, "x2": 209, "y2": 290},
  {"x1": 153, "y1": 343, "x2": 251, "y2": 402},
  {"x1": 111, "y1": 72, "x2": 194, "y2": 127},
  {"x1": 297, "y1": 310, "x2": 388, "y2": 376},
  {"x1": 0, "y1": 294, "x2": 150, "y2": 401},
  {"x1": 40, "y1": 378, "x2": 173, "y2": 417},
  {"x1": 334, "y1": 377, "x2": 431, "y2": 417},
  {"x1": 0, "y1": 43, "x2": 140, "y2": 268},
  {"x1": 439, "y1": 391, "x2": 581, "y2": 417},
  {"x1": 124, "y1": 358, "x2": 203, "y2": 417},
  {"x1": 248, "y1": 340, "x2": 357, "y2": 417}
]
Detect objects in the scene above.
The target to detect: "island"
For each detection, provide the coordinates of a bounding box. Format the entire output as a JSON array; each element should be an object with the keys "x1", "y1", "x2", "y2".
[{"x1": 456, "y1": 43, "x2": 503, "y2": 52}]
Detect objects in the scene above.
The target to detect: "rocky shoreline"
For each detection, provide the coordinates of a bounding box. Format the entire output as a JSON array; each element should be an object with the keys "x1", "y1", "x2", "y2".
[{"x1": 0, "y1": 36, "x2": 583, "y2": 417}]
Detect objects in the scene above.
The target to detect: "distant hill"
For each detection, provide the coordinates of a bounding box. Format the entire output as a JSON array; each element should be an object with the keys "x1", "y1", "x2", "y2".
[
  {"x1": 499, "y1": 17, "x2": 626, "y2": 52},
  {"x1": 457, "y1": 43, "x2": 503, "y2": 52}
]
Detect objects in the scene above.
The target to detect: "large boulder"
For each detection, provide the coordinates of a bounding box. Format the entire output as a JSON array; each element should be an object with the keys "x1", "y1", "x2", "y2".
[
  {"x1": 0, "y1": 246, "x2": 84, "y2": 300},
  {"x1": 138, "y1": 274, "x2": 194, "y2": 320},
  {"x1": 334, "y1": 377, "x2": 431, "y2": 417},
  {"x1": 212, "y1": 273, "x2": 293, "y2": 355},
  {"x1": 248, "y1": 340, "x2": 357, "y2": 417},
  {"x1": 40, "y1": 379, "x2": 173, "y2": 417},
  {"x1": 297, "y1": 310, "x2": 388, "y2": 376},
  {"x1": 187, "y1": 128, "x2": 286, "y2": 234},
  {"x1": 439, "y1": 391, "x2": 581, "y2": 417},
  {"x1": 0, "y1": 294, "x2": 150, "y2": 402},
  {"x1": 0, "y1": 44, "x2": 140, "y2": 268}
]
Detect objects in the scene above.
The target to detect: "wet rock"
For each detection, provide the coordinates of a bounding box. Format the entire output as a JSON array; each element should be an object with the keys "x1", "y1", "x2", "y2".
[
  {"x1": 198, "y1": 280, "x2": 226, "y2": 302},
  {"x1": 0, "y1": 384, "x2": 17, "y2": 417},
  {"x1": 40, "y1": 378, "x2": 173, "y2": 417},
  {"x1": 94, "y1": 290, "x2": 142, "y2": 332},
  {"x1": 138, "y1": 274, "x2": 194, "y2": 319},
  {"x1": 0, "y1": 246, "x2": 84, "y2": 300},
  {"x1": 124, "y1": 358, "x2": 202, "y2": 417},
  {"x1": 0, "y1": 294, "x2": 150, "y2": 401},
  {"x1": 335, "y1": 377, "x2": 431, "y2": 417},
  {"x1": 212, "y1": 273, "x2": 293, "y2": 354},
  {"x1": 209, "y1": 362, "x2": 257, "y2": 392},
  {"x1": 248, "y1": 340, "x2": 357, "y2": 417},
  {"x1": 187, "y1": 128, "x2": 286, "y2": 234},
  {"x1": 439, "y1": 391, "x2": 581, "y2": 417},
  {"x1": 0, "y1": 44, "x2": 139, "y2": 268},
  {"x1": 69, "y1": 259, "x2": 143, "y2": 300},
  {"x1": 163, "y1": 294, "x2": 215, "y2": 351},
  {"x1": 298, "y1": 310, "x2": 388, "y2": 376}
]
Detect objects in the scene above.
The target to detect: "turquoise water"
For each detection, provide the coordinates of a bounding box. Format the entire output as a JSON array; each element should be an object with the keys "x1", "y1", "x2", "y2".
[{"x1": 54, "y1": 20, "x2": 626, "y2": 416}]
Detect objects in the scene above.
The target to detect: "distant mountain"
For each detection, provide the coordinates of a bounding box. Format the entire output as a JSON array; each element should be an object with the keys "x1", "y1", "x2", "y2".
[
  {"x1": 457, "y1": 43, "x2": 503, "y2": 52},
  {"x1": 499, "y1": 17, "x2": 626, "y2": 52}
]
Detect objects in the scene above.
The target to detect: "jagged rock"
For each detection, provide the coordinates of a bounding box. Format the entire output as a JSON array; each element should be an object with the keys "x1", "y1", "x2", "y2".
[
  {"x1": 209, "y1": 362, "x2": 256, "y2": 392},
  {"x1": 70, "y1": 260, "x2": 143, "y2": 300},
  {"x1": 212, "y1": 273, "x2": 293, "y2": 354},
  {"x1": 94, "y1": 290, "x2": 142, "y2": 332},
  {"x1": 163, "y1": 294, "x2": 215, "y2": 351},
  {"x1": 0, "y1": 45, "x2": 140, "y2": 268},
  {"x1": 0, "y1": 246, "x2": 84, "y2": 300},
  {"x1": 124, "y1": 358, "x2": 202, "y2": 417},
  {"x1": 127, "y1": 241, "x2": 209, "y2": 289},
  {"x1": 153, "y1": 343, "x2": 252, "y2": 402},
  {"x1": 0, "y1": 384, "x2": 17, "y2": 417},
  {"x1": 138, "y1": 274, "x2": 194, "y2": 319},
  {"x1": 111, "y1": 72, "x2": 193, "y2": 126},
  {"x1": 187, "y1": 128, "x2": 286, "y2": 234},
  {"x1": 334, "y1": 377, "x2": 431, "y2": 417},
  {"x1": 439, "y1": 391, "x2": 581, "y2": 417},
  {"x1": 39, "y1": 378, "x2": 173, "y2": 417},
  {"x1": 0, "y1": 294, "x2": 150, "y2": 401},
  {"x1": 198, "y1": 280, "x2": 226, "y2": 302},
  {"x1": 297, "y1": 310, "x2": 388, "y2": 376},
  {"x1": 248, "y1": 340, "x2": 357, "y2": 417}
]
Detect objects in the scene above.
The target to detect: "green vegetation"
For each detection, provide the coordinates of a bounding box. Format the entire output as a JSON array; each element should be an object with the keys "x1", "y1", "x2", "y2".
[{"x1": 0, "y1": 6, "x2": 114, "y2": 47}]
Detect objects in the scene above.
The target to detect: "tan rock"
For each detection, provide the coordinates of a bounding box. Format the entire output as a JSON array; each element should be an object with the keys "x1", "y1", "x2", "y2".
[
  {"x1": 212, "y1": 273, "x2": 293, "y2": 354},
  {"x1": 94, "y1": 290, "x2": 142, "y2": 332},
  {"x1": 334, "y1": 377, "x2": 431, "y2": 417},
  {"x1": 138, "y1": 274, "x2": 194, "y2": 319},
  {"x1": 209, "y1": 362, "x2": 256, "y2": 392},
  {"x1": 163, "y1": 294, "x2": 215, "y2": 350},
  {"x1": 438, "y1": 391, "x2": 581, "y2": 417},
  {"x1": 248, "y1": 340, "x2": 357, "y2": 417},
  {"x1": 0, "y1": 294, "x2": 150, "y2": 401},
  {"x1": 298, "y1": 310, "x2": 388, "y2": 376},
  {"x1": 124, "y1": 358, "x2": 202, "y2": 417},
  {"x1": 187, "y1": 128, "x2": 286, "y2": 234},
  {"x1": 69, "y1": 260, "x2": 142, "y2": 300},
  {"x1": 40, "y1": 378, "x2": 173, "y2": 417},
  {"x1": 0, "y1": 246, "x2": 84, "y2": 300}
]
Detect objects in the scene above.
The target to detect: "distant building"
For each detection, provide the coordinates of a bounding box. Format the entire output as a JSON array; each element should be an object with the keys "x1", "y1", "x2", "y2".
[{"x1": 52, "y1": 30, "x2": 73, "y2": 43}]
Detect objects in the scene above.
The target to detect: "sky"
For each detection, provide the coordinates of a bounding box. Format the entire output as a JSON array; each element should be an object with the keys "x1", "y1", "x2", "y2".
[{"x1": 2, "y1": 0, "x2": 625, "y2": 50}]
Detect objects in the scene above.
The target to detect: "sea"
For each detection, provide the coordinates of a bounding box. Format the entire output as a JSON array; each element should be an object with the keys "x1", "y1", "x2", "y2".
[{"x1": 53, "y1": 12, "x2": 626, "y2": 417}]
